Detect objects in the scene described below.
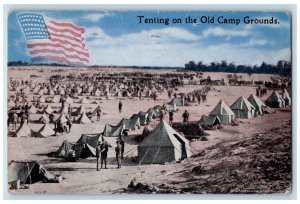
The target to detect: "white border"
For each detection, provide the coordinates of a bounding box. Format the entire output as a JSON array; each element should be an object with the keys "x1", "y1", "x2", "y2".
[{"x1": 1, "y1": 1, "x2": 299, "y2": 202}]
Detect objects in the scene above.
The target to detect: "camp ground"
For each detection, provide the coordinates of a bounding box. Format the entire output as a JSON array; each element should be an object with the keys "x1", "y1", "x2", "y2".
[{"x1": 7, "y1": 66, "x2": 291, "y2": 194}]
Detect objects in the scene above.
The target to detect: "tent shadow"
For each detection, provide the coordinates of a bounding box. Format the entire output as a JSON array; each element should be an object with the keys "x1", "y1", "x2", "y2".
[
  {"x1": 46, "y1": 167, "x2": 95, "y2": 171},
  {"x1": 30, "y1": 120, "x2": 47, "y2": 124}
]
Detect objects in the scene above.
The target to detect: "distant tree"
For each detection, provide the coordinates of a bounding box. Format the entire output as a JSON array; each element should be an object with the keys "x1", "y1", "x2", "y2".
[
  {"x1": 221, "y1": 60, "x2": 227, "y2": 69},
  {"x1": 185, "y1": 61, "x2": 197, "y2": 70},
  {"x1": 197, "y1": 61, "x2": 204, "y2": 71}
]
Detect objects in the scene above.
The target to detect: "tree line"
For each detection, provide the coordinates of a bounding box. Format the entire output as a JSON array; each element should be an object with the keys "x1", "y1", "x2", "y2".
[
  {"x1": 7, "y1": 61, "x2": 180, "y2": 69},
  {"x1": 7, "y1": 60, "x2": 292, "y2": 75},
  {"x1": 184, "y1": 60, "x2": 291, "y2": 75},
  {"x1": 8, "y1": 60, "x2": 71, "y2": 67}
]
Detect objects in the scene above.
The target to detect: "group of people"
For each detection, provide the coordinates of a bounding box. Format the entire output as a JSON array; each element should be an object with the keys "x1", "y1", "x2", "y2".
[
  {"x1": 166, "y1": 109, "x2": 190, "y2": 125},
  {"x1": 95, "y1": 136, "x2": 125, "y2": 170},
  {"x1": 54, "y1": 116, "x2": 72, "y2": 135},
  {"x1": 256, "y1": 86, "x2": 268, "y2": 97},
  {"x1": 7, "y1": 105, "x2": 30, "y2": 131}
]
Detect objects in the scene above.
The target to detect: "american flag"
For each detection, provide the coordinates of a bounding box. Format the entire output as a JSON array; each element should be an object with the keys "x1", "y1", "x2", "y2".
[{"x1": 18, "y1": 13, "x2": 89, "y2": 66}]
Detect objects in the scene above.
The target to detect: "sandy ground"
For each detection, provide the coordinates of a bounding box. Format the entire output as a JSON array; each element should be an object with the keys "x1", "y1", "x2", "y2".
[{"x1": 6, "y1": 67, "x2": 291, "y2": 194}]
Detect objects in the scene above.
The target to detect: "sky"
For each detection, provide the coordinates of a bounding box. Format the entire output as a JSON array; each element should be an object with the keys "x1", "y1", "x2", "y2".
[{"x1": 8, "y1": 10, "x2": 291, "y2": 67}]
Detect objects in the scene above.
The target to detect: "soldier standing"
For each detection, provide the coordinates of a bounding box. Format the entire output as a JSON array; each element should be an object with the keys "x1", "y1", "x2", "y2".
[
  {"x1": 182, "y1": 110, "x2": 190, "y2": 123},
  {"x1": 115, "y1": 140, "x2": 122, "y2": 169},
  {"x1": 12, "y1": 111, "x2": 18, "y2": 130},
  {"x1": 66, "y1": 116, "x2": 72, "y2": 133},
  {"x1": 96, "y1": 141, "x2": 101, "y2": 171},
  {"x1": 118, "y1": 101, "x2": 123, "y2": 113},
  {"x1": 100, "y1": 141, "x2": 109, "y2": 169},
  {"x1": 118, "y1": 136, "x2": 125, "y2": 159},
  {"x1": 169, "y1": 111, "x2": 174, "y2": 125},
  {"x1": 68, "y1": 104, "x2": 72, "y2": 119},
  {"x1": 96, "y1": 106, "x2": 101, "y2": 122}
]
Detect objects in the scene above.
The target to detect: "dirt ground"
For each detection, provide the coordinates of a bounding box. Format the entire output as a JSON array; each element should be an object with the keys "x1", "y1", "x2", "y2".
[{"x1": 6, "y1": 67, "x2": 292, "y2": 194}]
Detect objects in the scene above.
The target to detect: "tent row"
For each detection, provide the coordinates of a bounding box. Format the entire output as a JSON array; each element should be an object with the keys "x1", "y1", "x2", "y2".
[
  {"x1": 35, "y1": 95, "x2": 100, "y2": 105},
  {"x1": 101, "y1": 96, "x2": 186, "y2": 137},
  {"x1": 56, "y1": 134, "x2": 102, "y2": 159},
  {"x1": 208, "y1": 95, "x2": 265, "y2": 124},
  {"x1": 265, "y1": 89, "x2": 291, "y2": 108},
  {"x1": 13, "y1": 122, "x2": 55, "y2": 138},
  {"x1": 102, "y1": 107, "x2": 163, "y2": 137},
  {"x1": 202, "y1": 90, "x2": 291, "y2": 126}
]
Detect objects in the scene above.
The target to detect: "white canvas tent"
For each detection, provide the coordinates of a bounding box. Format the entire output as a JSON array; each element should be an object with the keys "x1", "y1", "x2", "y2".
[
  {"x1": 94, "y1": 89, "x2": 101, "y2": 96},
  {"x1": 133, "y1": 111, "x2": 149, "y2": 125},
  {"x1": 28, "y1": 105, "x2": 37, "y2": 114},
  {"x1": 55, "y1": 113, "x2": 68, "y2": 124},
  {"x1": 164, "y1": 103, "x2": 177, "y2": 112},
  {"x1": 265, "y1": 91, "x2": 285, "y2": 108},
  {"x1": 39, "y1": 113, "x2": 50, "y2": 124},
  {"x1": 43, "y1": 105, "x2": 53, "y2": 114},
  {"x1": 57, "y1": 105, "x2": 68, "y2": 114},
  {"x1": 230, "y1": 96, "x2": 255, "y2": 119},
  {"x1": 14, "y1": 123, "x2": 32, "y2": 137},
  {"x1": 147, "y1": 108, "x2": 162, "y2": 121},
  {"x1": 280, "y1": 89, "x2": 291, "y2": 106},
  {"x1": 49, "y1": 90, "x2": 55, "y2": 95},
  {"x1": 75, "y1": 113, "x2": 91, "y2": 124},
  {"x1": 38, "y1": 96, "x2": 46, "y2": 103},
  {"x1": 8, "y1": 161, "x2": 55, "y2": 184},
  {"x1": 170, "y1": 97, "x2": 185, "y2": 106},
  {"x1": 51, "y1": 95, "x2": 60, "y2": 103},
  {"x1": 74, "y1": 105, "x2": 86, "y2": 116},
  {"x1": 199, "y1": 115, "x2": 221, "y2": 127},
  {"x1": 118, "y1": 118, "x2": 140, "y2": 131},
  {"x1": 65, "y1": 96, "x2": 73, "y2": 104},
  {"x1": 79, "y1": 97, "x2": 90, "y2": 104},
  {"x1": 248, "y1": 94, "x2": 266, "y2": 116},
  {"x1": 138, "y1": 120, "x2": 192, "y2": 164},
  {"x1": 32, "y1": 124, "x2": 55, "y2": 137},
  {"x1": 102, "y1": 123, "x2": 125, "y2": 137},
  {"x1": 210, "y1": 100, "x2": 235, "y2": 124}
]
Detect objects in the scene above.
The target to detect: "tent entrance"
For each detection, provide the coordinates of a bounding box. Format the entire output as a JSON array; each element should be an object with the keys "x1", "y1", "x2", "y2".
[
  {"x1": 173, "y1": 134, "x2": 187, "y2": 159},
  {"x1": 79, "y1": 144, "x2": 93, "y2": 158}
]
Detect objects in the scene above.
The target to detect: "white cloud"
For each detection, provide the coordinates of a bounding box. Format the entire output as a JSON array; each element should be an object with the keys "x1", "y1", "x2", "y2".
[
  {"x1": 85, "y1": 27, "x2": 114, "y2": 42},
  {"x1": 202, "y1": 27, "x2": 250, "y2": 38},
  {"x1": 83, "y1": 13, "x2": 111, "y2": 22},
  {"x1": 85, "y1": 26, "x2": 290, "y2": 67},
  {"x1": 86, "y1": 27, "x2": 200, "y2": 47},
  {"x1": 241, "y1": 39, "x2": 273, "y2": 47}
]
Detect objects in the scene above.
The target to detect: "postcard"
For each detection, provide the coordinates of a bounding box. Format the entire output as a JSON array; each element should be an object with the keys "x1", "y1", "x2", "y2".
[{"x1": 6, "y1": 9, "x2": 292, "y2": 194}]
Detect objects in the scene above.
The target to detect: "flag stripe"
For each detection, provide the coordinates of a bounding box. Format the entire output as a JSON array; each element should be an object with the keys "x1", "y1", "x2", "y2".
[
  {"x1": 50, "y1": 36, "x2": 86, "y2": 49},
  {"x1": 31, "y1": 52, "x2": 87, "y2": 63},
  {"x1": 48, "y1": 20, "x2": 83, "y2": 36},
  {"x1": 47, "y1": 25, "x2": 83, "y2": 39},
  {"x1": 50, "y1": 38, "x2": 87, "y2": 51},
  {"x1": 27, "y1": 42, "x2": 89, "y2": 57},
  {"x1": 32, "y1": 56, "x2": 86, "y2": 66},
  {"x1": 49, "y1": 32, "x2": 84, "y2": 44},
  {"x1": 49, "y1": 20, "x2": 85, "y2": 33},
  {"x1": 29, "y1": 48, "x2": 89, "y2": 63}
]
